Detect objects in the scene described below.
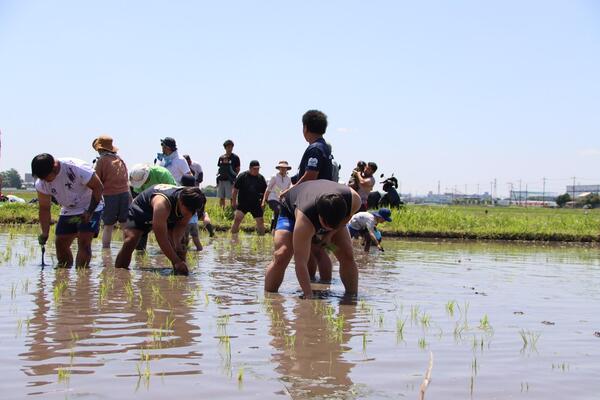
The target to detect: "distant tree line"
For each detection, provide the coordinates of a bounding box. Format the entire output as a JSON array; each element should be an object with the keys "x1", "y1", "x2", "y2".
[
  {"x1": 556, "y1": 193, "x2": 600, "y2": 208},
  {"x1": 0, "y1": 169, "x2": 23, "y2": 189}
]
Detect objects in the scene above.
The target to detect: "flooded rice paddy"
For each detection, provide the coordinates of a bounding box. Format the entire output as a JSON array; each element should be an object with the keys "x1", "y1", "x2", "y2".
[{"x1": 0, "y1": 226, "x2": 599, "y2": 399}]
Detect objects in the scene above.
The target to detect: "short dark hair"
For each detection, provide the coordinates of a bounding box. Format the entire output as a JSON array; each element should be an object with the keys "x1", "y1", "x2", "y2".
[
  {"x1": 31, "y1": 153, "x2": 55, "y2": 179},
  {"x1": 223, "y1": 139, "x2": 234, "y2": 147},
  {"x1": 180, "y1": 174, "x2": 196, "y2": 187},
  {"x1": 180, "y1": 187, "x2": 206, "y2": 213},
  {"x1": 302, "y1": 110, "x2": 328, "y2": 135},
  {"x1": 356, "y1": 161, "x2": 366, "y2": 170},
  {"x1": 367, "y1": 162, "x2": 378, "y2": 172},
  {"x1": 316, "y1": 193, "x2": 347, "y2": 228}
]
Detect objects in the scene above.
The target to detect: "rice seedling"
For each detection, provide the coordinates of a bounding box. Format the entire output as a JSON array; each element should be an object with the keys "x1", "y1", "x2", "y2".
[
  {"x1": 362, "y1": 332, "x2": 368, "y2": 352},
  {"x1": 478, "y1": 314, "x2": 491, "y2": 331},
  {"x1": 57, "y1": 367, "x2": 71, "y2": 383},
  {"x1": 10, "y1": 283, "x2": 17, "y2": 299},
  {"x1": 21, "y1": 278, "x2": 30, "y2": 294},
  {"x1": 124, "y1": 280, "x2": 134, "y2": 303},
  {"x1": 552, "y1": 362, "x2": 569, "y2": 371},
  {"x1": 410, "y1": 305, "x2": 420, "y2": 324},
  {"x1": 418, "y1": 338, "x2": 428, "y2": 349},
  {"x1": 445, "y1": 300, "x2": 456, "y2": 317},
  {"x1": 237, "y1": 366, "x2": 244, "y2": 384},
  {"x1": 151, "y1": 284, "x2": 165, "y2": 306},
  {"x1": 53, "y1": 281, "x2": 68, "y2": 305},
  {"x1": 284, "y1": 333, "x2": 296, "y2": 350},
  {"x1": 146, "y1": 308, "x2": 155, "y2": 326},
  {"x1": 377, "y1": 313, "x2": 385, "y2": 328},
  {"x1": 396, "y1": 317, "x2": 407, "y2": 343},
  {"x1": 205, "y1": 293, "x2": 210, "y2": 305},
  {"x1": 519, "y1": 329, "x2": 540, "y2": 352},
  {"x1": 16, "y1": 318, "x2": 23, "y2": 337},
  {"x1": 420, "y1": 312, "x2": 431, "y2": 328}
]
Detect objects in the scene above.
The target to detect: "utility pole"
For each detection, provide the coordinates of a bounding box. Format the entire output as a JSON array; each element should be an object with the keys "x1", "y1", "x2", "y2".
[
  {"x1": 542, "y1": 177, "x2": 546, "y2": 207},
  {"x1": 571, "y1": 176, "x2": 576, "y2": 208},
  {"x1": 518, "y1": 180, "x2": 522, "y2": 206},
  {"x1": 525, "y1": 183, "x2": 528, "y2": 208},
  {"x1": 490, "y1": 181, "x2": 493, "y2": 205},
  {"x1": 437, "y1": 181, "x2": 440, "y2": 196}
]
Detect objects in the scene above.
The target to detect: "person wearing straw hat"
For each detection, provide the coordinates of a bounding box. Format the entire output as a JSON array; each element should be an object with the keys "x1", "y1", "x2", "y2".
[
  {"x1": 92, "y1": 135, "x2": 131, "y2": 248},
  {"x1": 262, "y1": 161, "x2": 292, "y2": 232}
]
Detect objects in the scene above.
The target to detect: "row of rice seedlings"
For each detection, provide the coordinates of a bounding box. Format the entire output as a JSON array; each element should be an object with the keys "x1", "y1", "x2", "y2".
[{"x1": 136, "y1": 348, "x2": 152, "y2": 385}]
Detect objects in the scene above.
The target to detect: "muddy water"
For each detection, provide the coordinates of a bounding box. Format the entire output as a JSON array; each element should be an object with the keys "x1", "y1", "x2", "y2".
[{"x1": 0, "y1": 227, "x2": 599, "y2": 399}]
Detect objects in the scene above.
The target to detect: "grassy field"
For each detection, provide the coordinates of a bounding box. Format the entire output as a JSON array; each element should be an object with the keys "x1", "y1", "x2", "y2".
[{"x1": 1, "y1": 190, "x2": 599, "y2": 241}]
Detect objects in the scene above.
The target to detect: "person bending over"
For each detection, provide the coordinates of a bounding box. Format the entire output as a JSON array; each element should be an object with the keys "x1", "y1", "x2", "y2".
[
  {"x1": 264, "y1": 180, "x2": 361, "y2": 299},
  {"x1": 115, "y1": 184, "x2": 206, "y2": 275}
]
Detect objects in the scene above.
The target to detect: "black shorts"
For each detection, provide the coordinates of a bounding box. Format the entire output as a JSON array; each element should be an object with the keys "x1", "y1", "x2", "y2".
[
  {"x1": 237, "y1": 203, "x2": 263, "y2": 218},
  {"x1": 56, "y1": 212, "x2": 102, "y2": 236},
  {"x1": 123, "y1": 218, "x2": 176, "y2": 234}
]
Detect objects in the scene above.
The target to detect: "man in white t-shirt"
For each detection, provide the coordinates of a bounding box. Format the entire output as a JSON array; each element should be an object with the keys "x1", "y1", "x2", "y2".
[
  {"x1": 348, "y1": 208, "x2": 392, "y2": 252},
  {"x1": 261, "y1": 161, "x2": 292, "y2": 232},
  {"x1": 32, "y1": 153, "x2": 104, "y2": 267},
  {"x1": 156, "y1": 137, "x2": 192, "y2": 184}
]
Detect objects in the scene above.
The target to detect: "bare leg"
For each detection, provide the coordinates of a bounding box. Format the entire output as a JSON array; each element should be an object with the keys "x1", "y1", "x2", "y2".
[
  {"x1": 55, "y1": 234, "x2": 76, "y2": 267},
  {"x1": 102, "y1": 224, "x2": 114, "y2": 248},
  {"x1": 75, "y1": 232, "x2": 95, "y2": 267},
  {"x1": 202, "y1": 212, "x2": 215, "y2": 237},
  {"x1": 308, "y1": 252, "x2": 317, "y2": 280},
  {"x1": 192, "y1": 235, "x2": 203, "y2": 251},
  {"x1": 264, "y1": 230, "x2": 293, "y2": 292},
  {"x1": 115, "y1": 228, "x2": 143, "y2": 268},
  {"x1": 313, "y1": 245, "x2": 332, "y2": 282},
  {"x1": 255, "y1": 217, "x2": 265, "y2": 235},
  {"x1": 332, "y1": 228, "x2": 358, "y2": 295},
  {"x1": 231, "y1": 210, "x2": 245, "y2": 234}
]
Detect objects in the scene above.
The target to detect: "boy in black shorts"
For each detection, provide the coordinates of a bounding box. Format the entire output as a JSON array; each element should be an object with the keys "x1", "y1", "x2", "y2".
[{"x1": 231, "y1": 160, "x2": 267, "y2": 235}]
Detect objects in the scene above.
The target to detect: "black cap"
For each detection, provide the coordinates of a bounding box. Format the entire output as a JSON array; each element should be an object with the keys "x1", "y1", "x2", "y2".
[
  {"x1": 223, "y1": 139, "x2": 234, "y2": 147},
  {"x1": 180, "y1": 175, "x2": 196, "y2": 187},
  {"x1": 249, "y1": 160, "x2": 260, "y2": 168},
  {"x1": 161, "y1": 137, "x2": 177, "y2": 150}
]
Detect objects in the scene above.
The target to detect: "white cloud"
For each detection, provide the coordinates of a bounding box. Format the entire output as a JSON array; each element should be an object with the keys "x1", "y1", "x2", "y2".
[{"x1": 578, "y1": 148, "x2": 600, "y2": 157}]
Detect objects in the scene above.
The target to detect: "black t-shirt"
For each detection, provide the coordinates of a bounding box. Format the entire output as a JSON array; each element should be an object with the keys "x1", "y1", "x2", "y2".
[
  {"x1": 282, "y1": 180, "x2": 352, "y2": 232},
  {"x1": 129, "y1": 184, "x2": 184, "y2": 225},
  {"x1": 234, "y1": 171, "x2": 267, "y2": 207},
  {"x1": 292, "y1": 137, "x2": 333, "y2": 183},
  {"x1": 217, "y1": 153, "x2": 241, "y2": 182}
]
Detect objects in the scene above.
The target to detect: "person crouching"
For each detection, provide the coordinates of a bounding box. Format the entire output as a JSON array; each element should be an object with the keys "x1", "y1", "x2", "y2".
[{"x1": 115, "y1": 184, "x2": 206, "y2": 275}]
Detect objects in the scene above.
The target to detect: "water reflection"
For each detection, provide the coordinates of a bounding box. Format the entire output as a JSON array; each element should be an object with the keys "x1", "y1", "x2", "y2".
[
  {"x1": 267, "y1": 295, "x2": 361, "y2": 399},
  {"x1": 20, "y1": 257, "x2": 203, "y2": 389}
]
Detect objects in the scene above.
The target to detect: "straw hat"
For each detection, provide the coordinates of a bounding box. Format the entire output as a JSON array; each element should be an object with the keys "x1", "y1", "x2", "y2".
[
  {"x1": 276, "y1": 161, "x2": 292, "y2": 170},
  {"x1": 92, "y1": 135, "x2": 118, "y2": 152},
  {"x1": 129, "y1": 164, "x2": 151, "y2": 189}
]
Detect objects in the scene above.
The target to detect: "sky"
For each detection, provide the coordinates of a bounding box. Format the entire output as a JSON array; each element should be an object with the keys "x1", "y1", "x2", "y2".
[{"x1": 1, "y1": 0, "x2": 599, "y2": 197}]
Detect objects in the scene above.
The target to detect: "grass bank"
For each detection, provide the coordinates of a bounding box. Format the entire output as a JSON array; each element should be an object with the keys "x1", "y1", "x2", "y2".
[{"x1": 1, "y1": 195, "x2": 599, "y2": 242}]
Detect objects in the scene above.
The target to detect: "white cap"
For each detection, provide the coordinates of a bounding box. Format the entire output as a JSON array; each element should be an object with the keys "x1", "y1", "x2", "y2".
[{"x1": 129, "y1": 164, "x2": 151, "y2": 189}]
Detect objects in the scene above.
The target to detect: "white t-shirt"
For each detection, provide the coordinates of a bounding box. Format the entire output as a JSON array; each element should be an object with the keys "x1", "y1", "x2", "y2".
[
  {"x1": 35, "y1": 158, "x2": 104, "y2": 216},
  {"x1": 158, "y1": 151, "x2": 191, "y2": 184},
  {"x1": 349, "y1": 212, "x2": 376, "y2": 233},
  {"x1": 266, "y1": 174, "x2": 292, "y2": 202}
]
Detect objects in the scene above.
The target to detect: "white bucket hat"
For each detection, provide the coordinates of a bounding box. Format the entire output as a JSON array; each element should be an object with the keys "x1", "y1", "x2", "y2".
[{"x1": 129, "y1": 164, "x2": 151, "y2": 189}]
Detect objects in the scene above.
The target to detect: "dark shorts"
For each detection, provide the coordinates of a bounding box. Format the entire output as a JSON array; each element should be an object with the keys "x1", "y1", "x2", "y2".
[
  {"x1": 237, "y1": 203, "x2": 264, "y2": 218},
  {"x1": 348, "y1": 225, "x2": 363, "y2": 238},
  {"x1": 102, "y1": 192, "x2": 131, "y2": 225},
  {"x1": 56, "y1": 212, "x2": 102, "y2": 236},
  {"x1": 123, "y1": 218, "x2": 176, "y2": 234},
  {"x1": 275, "y1": 207, "x2": 295, "y2": 232},
  {"x1": 187, "y1": 223, "x2": 199, "y2": 237}
]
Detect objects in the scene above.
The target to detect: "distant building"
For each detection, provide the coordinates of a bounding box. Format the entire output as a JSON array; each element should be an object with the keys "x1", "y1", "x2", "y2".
[
  {"x1": 566, "y1": 185, "x2": 600, "y2": 198},
  {"x1": 24, "y1": 173, "x2": 34, "y2": 184},
  {"x1": 510, "y1": 190, "x2": 558, "y2": 202}
]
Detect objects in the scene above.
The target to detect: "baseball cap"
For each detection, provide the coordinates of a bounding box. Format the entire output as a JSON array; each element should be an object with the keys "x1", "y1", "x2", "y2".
[{"x1": 372, "y1": 208, "x2": 392, "y2": 222}]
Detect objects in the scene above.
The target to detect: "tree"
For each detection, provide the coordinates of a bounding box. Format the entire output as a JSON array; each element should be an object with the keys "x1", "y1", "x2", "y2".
[
  {"x1": 555, "y1": 193, "x2": 571, "y2": 208},
  {"x1": 0, "y1": 169, "x2": 23, "y2": 189}
]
